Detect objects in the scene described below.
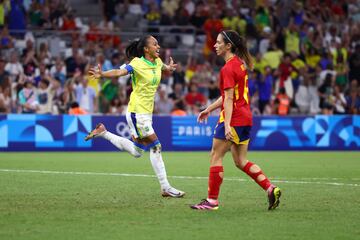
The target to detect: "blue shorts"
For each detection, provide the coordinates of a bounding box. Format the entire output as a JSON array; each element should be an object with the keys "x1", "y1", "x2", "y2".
[{"x1": 213, "y1": 122, "x2": 251, "y2": 145}]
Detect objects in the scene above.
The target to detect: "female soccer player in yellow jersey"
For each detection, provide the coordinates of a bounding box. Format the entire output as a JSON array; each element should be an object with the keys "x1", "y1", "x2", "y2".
[{"x1": 86, "y1": 35, "x2": 185, "y2": 198}]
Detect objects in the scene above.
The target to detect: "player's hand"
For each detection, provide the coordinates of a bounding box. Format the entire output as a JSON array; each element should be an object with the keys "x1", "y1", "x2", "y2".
[
  {"x1": 197, "y1": 109, "x2": 210, "y2": 124},
  {"x1": 168, "y1": 57, "x2": 177, "y2": 71},
  {"x1": 89, "y1": 64, "x2": 102, "y2": 79},
  {"x1": 225, "y1": 124, "x2": 233, "y2": 141}
]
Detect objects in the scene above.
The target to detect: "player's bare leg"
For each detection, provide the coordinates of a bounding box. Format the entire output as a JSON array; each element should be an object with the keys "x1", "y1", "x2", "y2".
[{"x1": 231, "y1": 144, "x2": 281, "y2": 210}]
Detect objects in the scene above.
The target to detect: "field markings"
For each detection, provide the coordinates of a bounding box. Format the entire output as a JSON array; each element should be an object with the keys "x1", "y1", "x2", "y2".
[{"x1": 0, "y1": 168, "x2": 359, "y2": 187}]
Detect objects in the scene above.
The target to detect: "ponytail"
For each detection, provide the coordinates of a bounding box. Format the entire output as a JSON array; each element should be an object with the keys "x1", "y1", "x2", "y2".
[
  {"x1": 125, "y1": 40, "x2": 140, "y2": 59},
  {"x1": 125, "y1": 35, "x2": 152, "y2": 60},
  {"x1": 221, "y1": 30, "x2": 254, "y2": 70}
]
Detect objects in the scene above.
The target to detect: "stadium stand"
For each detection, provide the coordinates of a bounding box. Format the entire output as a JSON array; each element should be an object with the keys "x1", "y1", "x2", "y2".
[{"x1": 1, "y1": 0, "x2": 360, "y2": 116}]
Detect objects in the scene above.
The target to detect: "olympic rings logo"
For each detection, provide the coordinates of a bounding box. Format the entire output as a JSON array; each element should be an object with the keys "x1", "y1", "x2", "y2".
[{"x1": 116, "y1": 122, "x2": 131, "y2": 139}]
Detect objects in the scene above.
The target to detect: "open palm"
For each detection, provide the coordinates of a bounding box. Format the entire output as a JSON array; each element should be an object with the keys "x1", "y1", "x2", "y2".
[{"x1": 88, "y1": 64, "x2": 102, "y2": 79}]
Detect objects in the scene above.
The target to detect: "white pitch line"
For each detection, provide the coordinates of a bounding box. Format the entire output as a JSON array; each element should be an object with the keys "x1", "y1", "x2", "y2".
[{"x1": 0, "y1": 169, "x2": 359, "y2": 187}]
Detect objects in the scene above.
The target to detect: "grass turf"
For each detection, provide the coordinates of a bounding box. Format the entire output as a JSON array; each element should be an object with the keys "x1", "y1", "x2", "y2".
[{"x1": 0, "y1": 152, "x2": 359, "y2": 240}]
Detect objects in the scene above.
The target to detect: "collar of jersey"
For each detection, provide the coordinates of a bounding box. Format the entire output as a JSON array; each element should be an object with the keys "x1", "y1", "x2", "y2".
[{"x1": 141, "y1": 56, "x2": 157, "y2": 66}]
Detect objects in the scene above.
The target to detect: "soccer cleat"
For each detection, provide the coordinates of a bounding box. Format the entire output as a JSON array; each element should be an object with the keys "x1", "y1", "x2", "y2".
[
  {"x1": 161, "y1": 186, "x2": 185, "y2": 198},
  {"x1": 84, "y1": 123, "x2": 106, "y2": 141},
  {"x1": 268, "y1": 186, "x2": 281, "y2": 210},
  {"x1": 190, "y1": 199, "x2": 219, "y2": 210}
]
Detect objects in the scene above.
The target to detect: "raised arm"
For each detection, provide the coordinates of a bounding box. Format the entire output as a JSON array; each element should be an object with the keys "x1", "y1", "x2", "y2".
[
  {"x1": 162, "y1": 57, "x2": 177, "y2": 72},
  {"x1": 89, "y1": 64, "x2": 129, "y2": 79}
]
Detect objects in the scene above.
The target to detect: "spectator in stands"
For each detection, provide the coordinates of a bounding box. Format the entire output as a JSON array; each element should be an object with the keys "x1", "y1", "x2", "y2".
[
  {"x1": 257, "y1": 66, "x2": 273, "y2": 114},
  {"x1": 8, "y1": 0, "x2": 26, "y2": 37},
  {"x1": 262, "y1": 44, "x2": 283, "y2": 70},
  {"x1": 258, "y1": 26, "x2": 272, "y2": 55},
  {"x1": 65, "y1": 50, "x2": 86, "y2": 78},
  {"x1": 0, "y1": 85, "x2": 10, "y2": 113},
  {"x1": 154, "y1": 84, "x2": 173, "y2": 115},
  {"x1": 86, "y1": 21, "x2": 101, "y2": 43},
  {"x1": 203, "y1": 7, "x2": 223, "y2": 58},
  {"x1": 318, "y1": 73, "x2": 335, "y2": 115},
  {"x1": 295, "y1": 77, "x2": 311, "y2": 115},
  {"x1": 5, "y1": 50, "x2": 23, "y2": 83},
  {"x1": 100, "y1": 77, "x2": 119, "y2": 113},
  {"x1": 208, "y1": 79, "x2": 220, "y2": 103},
  {"x1": 169, "y1": 82, "x2": 184, "y2": 105},
  {"x1": 50, "y1": 57, "x2": 67, "y2": 87},
  {"x1": 68, "y1": 101, "x2": 87, "y2": 115},
  {"x1": 161, "y1": 0, "x2": 179, "y2": 19},
  {"x1": 108, "y1": 97, "x2": 123, "y2": 115},
  {"x1": 1, "y1": 0, "x2": 358, "y2": 117},
  {"x1": 34, "y1": 62, "x2": 52, "y2": 87},
  {"x1": 0, "y1": 58, "x2": 10, "y2": 88},
  {"x1": 0, "y1": 26, "x2": 14, "y2": 49},
  {"x1": 38, "y1": 42, "x2": 52, "y2": 65},
  {"x1": 349, "y1": 44, "x2": 360, "y2": 85},
  {"x1": 18, "y1": 80, "x2": 38, "y2": 113},
  {"x1": 185, "y1": 82, "x2": 206, "y2": 114},
  {"x1": 74, "y1": 71, "x2": 97, "y2": 114},
  {"x1": 56, "y1": 80, "x2": 76, "y2": 114},
  {"x1": 333, "y1": 84, "x2": 347, "y2": 114},
  {"x1": 60, "y1": 11, "x2": 77, "y2": 31},
  {"x1": 22, "y1": 39, "x2": 38, "y2": 77},
  {"x1": 37, "y1": 79, "x2": 58, "y2": 114},
  {"x1": 171, "y1": 100, "x2": 187, "y2": 116},
  {"x1": 173, "y1": 1, "x2": 190, "y2": 26},
  {"x1": 189, "y1": 2, "x2": 207, "y2": 30},
  {"x1": 248, "y1": 70, "x2": 258, "y2": 98},
  {"x1": 277, "y1": 53, "x2": 295, "y2": 98},
  {"x1": 38, "y1": 5, "x2": 53, "y2": 30},
  {"x1": 172, "y1": 62, "x2": 186, "y2": 89},
  {"x1": 96, "y1": 52, "x2": 113, "y2": 72},
  {"x1": 273, "y1": 87, "x2": 290, "y2": 116},
  {"x1": 345, "y1": 87, "x2": 360, "y2": 114},
  {"x1": 146, "y1": 2, "x2": 161, "y2": 30},
  {"x1": 0, "y1": 0, "x2": 10, "y2": 28}
]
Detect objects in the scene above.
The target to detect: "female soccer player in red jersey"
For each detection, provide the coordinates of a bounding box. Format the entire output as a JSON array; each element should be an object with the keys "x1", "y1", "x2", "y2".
[{"x1": 191, "y1": 30, "x2": 281, "y2": 210}]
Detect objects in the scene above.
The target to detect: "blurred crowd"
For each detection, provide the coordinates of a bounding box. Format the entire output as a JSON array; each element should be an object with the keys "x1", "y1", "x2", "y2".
[{"x1": 0, "y1": 0, "x2": 360, "y2": 116}]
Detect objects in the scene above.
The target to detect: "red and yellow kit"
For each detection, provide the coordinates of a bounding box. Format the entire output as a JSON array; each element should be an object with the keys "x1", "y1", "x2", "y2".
[{"x1": 218, "y1": 56, "x2": 252, "y2": 126}]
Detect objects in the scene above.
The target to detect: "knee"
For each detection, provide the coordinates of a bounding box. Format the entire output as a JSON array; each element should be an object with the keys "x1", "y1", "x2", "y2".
[
  {"x1": 210, "y1": 151, "x2": 222, "y2": 166},
  {"x1": 150, "y1": 143, "x2": 162, "y2": 154},
  {"x1": 236, "y1": 158, "x2": 248, "y2": 171}
]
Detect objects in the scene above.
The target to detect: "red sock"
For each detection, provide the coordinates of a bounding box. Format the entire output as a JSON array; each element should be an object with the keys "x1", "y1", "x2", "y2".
[
  {"x1": 243, "y1": 161, "x2": 272, "y2": 191},
  {"x1": 207, "y1": 166, "x2": 224, "y2": 200}
]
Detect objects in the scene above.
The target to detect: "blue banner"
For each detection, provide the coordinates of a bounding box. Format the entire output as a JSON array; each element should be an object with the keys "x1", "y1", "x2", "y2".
[{"x1": 0, "y1": 114, "x2": 359, "y2": 151}]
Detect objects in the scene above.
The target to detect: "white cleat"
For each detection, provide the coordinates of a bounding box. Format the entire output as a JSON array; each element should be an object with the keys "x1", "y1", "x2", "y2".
[{"x1": 161, "y1": 186, "x2": 185, "y2": 198}]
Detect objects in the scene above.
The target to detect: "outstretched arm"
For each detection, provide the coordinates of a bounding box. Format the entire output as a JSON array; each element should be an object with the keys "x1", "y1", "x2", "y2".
[{"x1": 89, "y1": 64, "x2": 129, "y2": 78}]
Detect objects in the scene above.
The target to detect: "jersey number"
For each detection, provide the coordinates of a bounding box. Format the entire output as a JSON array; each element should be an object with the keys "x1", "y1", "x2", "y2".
[{"x1": 243, "y1": 74, "x2": 249, "y2": 104}]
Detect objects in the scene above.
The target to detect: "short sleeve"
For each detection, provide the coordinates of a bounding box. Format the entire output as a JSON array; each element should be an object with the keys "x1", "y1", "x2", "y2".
[
  {"x1": 222, "y1": 66, "x2": 236, "y2": 89},
  {"x1": 156, "y1": 58, "x2": 164, "y2": 69},
  {"x1": 128, "y1": 57, "x2": 139, "y2": 72},
  {"x1": 124, "y1": 64, "x2": 134, "y2": 73}
]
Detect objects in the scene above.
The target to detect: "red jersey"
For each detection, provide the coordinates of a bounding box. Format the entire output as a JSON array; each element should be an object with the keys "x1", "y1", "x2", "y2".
[{"x1": 219, "y1": 56, "x2": 252, "y2": 126}]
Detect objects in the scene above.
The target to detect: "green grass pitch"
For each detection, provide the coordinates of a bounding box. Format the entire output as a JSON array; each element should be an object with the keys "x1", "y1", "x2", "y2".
[{"x1": 0, "y1": 151, "x2": 359, "y2": 240}]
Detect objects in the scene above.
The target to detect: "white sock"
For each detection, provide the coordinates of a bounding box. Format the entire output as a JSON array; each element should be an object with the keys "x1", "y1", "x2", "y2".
[
  {"x1": 149, "y1": 144, "x2": 170, "y2": 190},
  {"x1": 102, "y1": 131, "x2": 143, "y2": 158}
]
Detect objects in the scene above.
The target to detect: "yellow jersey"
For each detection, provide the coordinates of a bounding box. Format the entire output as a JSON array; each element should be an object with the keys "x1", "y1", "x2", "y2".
[{"x1": 126, "y1": 57, "x2": 163, "y2": 113}]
